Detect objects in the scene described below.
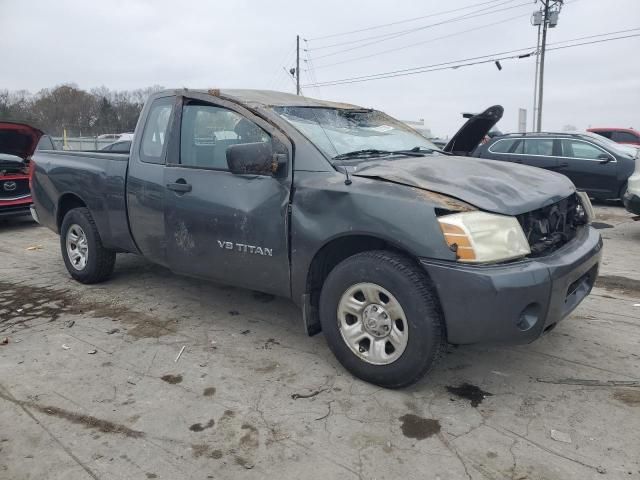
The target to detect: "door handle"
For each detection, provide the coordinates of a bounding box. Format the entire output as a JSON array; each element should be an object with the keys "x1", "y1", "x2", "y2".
[
  {"x1": 558, "y1": 162, "x2": 569, "y2": 169},
  {"x1": 167, "y1": 181, "x2": 192, "y2": 193}
]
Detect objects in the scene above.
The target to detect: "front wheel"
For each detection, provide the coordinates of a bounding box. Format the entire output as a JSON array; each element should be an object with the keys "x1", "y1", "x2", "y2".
[
  {"x1": 60, "y1": 207, "x2": 116, "y2": 284},
  {"x1": 319, "y1": 251, "x2": 444, "y2": 388}
]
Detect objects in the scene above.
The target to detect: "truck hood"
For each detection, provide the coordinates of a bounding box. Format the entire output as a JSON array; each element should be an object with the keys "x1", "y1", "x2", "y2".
[
  {"x1": 351, "y1": 155, "x2": 575, "y2": 216},
  {"x1": 0, "y1": 122, "x2": 44, "y2": 160}
]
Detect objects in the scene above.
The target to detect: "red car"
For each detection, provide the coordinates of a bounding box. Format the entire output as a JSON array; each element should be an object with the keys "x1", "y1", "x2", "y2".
[
  {"x1": 587, "y1": 127, "x2": 640, "y2": 146},
  {"x1": 0, "y1": 122, "x2": 45, "y2": 219}
]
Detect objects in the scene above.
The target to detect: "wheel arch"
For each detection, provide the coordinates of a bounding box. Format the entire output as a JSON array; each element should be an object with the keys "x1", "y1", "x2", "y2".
[
  {"x1": 56, "y1": 193, "x2": 88, "y2": 231},
  {"x1": 302, "y1": 233, "x2": 427, "y2": 336}
]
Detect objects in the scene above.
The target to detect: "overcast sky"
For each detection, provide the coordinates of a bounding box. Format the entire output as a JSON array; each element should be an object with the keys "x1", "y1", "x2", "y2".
[{"x1": 2, "y1": 0, "x2": 639, "y2": 136}]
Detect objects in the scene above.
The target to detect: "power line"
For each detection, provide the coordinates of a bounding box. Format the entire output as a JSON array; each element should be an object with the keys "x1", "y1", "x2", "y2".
[
  {"x1": 542, "y1": 26, "x2": 640, "y2": 45},
  {"x1": 307, "y1": 28, "x2": 640, "y2": 85},
  {"x1": 267, "y1": 41, "x2": 298, "y2": 90},
  {"x1": 306, "y1": 1, "x2": 532, "y2": 61},
  {"x1": 306, "y1": 0, "x2": 523, "y2": 52},
  {"x1": 302, "y1": 32, "x2": 640, "y2": 87},
  {"x1": 309, "y1": 47, "x2": 537, "y2": 86},
  {"x1": 305, "y1": 0, "x2": 506, "y2": 41},
  {"x1": 547, "y1": 31, "x2": 640, "y2": 51},
  {"x1": 309, "y1": 11, "x2": 532, "y2": 69}
]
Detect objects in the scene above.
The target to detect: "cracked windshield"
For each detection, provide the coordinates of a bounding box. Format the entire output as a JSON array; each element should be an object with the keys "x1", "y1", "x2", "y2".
[{"x1": 273, "y1": 106, "x2": 439, "y2": 160}]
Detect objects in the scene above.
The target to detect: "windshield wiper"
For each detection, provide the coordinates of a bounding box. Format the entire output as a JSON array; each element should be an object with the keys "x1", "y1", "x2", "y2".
[
  {"x1": 333, "y1": 149, "x2": 393, "y2": 160},
  {"x1": 333, "y1": 146, "x2": 444, "y2": 161},
  {"x1": 391, "y1": 146, "x2": 445, "y2": 156}
]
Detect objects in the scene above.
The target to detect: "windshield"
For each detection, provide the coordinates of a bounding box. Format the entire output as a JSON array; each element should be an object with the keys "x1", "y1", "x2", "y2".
[
  {"x1": 580, "y1": 132, "x2": 638, "y2": 158},
  {"x1": 272, "y1": 106, "x2": 438, "y2": 160}
]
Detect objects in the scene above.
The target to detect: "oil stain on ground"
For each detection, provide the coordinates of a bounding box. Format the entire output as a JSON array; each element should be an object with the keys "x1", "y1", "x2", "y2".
[
  {"x1": 613, "y1": 389, "x2": 640, "y2": 406},
  {"x1": 192, "y1": 444, "x2": 224, "y2": 459},
  {"x1": 0, "y1": 391, "x2": 144, "y2": 438},
  {"x1": 189, "y1": 419, "x2": 215, "y2": 432},
  {"x1": 161, "y1": 374, "x2": 183, "y2": 384},
  {"x1": 446, "y1": 383, "x2": 493, "y2": 407},
  {"x1": 239, "y1": 424, "x2": 259, "y2": 449},
  {"x1": 0, "y1": 280, "x2": 176, "y2": 338},
  {"x1": 596, "y1": 275, "x2": 640, "y2": 296},
  {"x1": 203, "y1": 387, "x2": 216, "y2": 397},
  {"x1": 591, "y1": 222, "x2": 613, "y2": 230},
  {"x1": 398, "y1": 414, "x2": 441, "y2": 440}
]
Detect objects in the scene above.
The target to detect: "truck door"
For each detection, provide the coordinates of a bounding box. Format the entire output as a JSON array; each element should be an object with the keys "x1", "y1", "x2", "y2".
[
  {"x1": 126, "y1": 94, "x2": 176, "y2": 266},
  {"x1": 163, "y1": 95, "x2": 292, "y2": 296}
]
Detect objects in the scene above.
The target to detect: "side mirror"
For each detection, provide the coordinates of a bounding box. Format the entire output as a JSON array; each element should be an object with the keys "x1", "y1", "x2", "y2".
[
  {"x1": 226, "y1": 142, "x2": 281, "y2": 176},
  {"x1": 597, "y1": 153, "x2": 612, "y2": 164}
]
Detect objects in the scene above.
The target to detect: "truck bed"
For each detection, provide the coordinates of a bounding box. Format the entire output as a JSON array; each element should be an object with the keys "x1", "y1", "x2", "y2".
[{"x1": 31, "y1": 150, "x2": 137, "y2": 253}]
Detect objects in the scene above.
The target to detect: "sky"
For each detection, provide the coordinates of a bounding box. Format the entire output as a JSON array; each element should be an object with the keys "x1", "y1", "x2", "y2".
[{"x1": 1, "y1": 0, "x2": 639, "y2": 136}]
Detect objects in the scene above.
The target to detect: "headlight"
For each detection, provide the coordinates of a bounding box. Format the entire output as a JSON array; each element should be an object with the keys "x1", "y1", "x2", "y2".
[
  {"x1": 438, "y1": 211, "x2": 530, "y2": 263},
  {"x1": 575, "y1": 191, "x2": 594, "y2": 224}
]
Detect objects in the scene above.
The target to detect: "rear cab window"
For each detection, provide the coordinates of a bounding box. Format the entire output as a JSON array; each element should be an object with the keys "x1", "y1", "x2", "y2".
[{"x1": 140, "y1": 97, "x2": 174, "y2": 164}]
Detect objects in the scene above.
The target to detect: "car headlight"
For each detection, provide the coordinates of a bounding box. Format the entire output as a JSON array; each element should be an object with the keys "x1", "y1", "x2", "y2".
[
  {"x1": 576, "y1": 191, "x2": 594, "y2": 224},
  {"x1": 438, "y1": 211, "x2": 531, "y2": 263}
]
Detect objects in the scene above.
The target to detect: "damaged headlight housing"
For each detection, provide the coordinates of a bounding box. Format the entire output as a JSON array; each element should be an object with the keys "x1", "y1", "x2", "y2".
[
  {"x1": 575, "y1": 191, "x2": 594, "y2": 225},
  {"x1": 438, "y1": 211, "x2": 530, "y2": 263}
]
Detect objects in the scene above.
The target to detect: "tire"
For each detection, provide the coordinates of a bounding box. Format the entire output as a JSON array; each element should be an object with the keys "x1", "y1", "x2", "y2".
[
  {"x1": 60, "y1": 207, "x2": 116, "y2": 284},
  {"x1": 319, "y1": 250, "x2": 444, "y2": 388}
]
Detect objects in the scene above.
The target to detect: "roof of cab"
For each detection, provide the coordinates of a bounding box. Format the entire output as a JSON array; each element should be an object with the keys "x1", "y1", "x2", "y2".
[{"x1": 156, "y1": 88, "x2": 363, "y2": 110}]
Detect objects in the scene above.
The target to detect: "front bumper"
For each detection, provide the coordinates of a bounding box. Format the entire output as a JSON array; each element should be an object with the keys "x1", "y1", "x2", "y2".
[
  {"x1": 420, "y1": 226, "x2": 602, "y2": 345},
  {"x1": 623, "y1": 191, "x2": 640, "y2": 215},
  {"x1": 0, "y1": 203, "x2": 32, "y2": 219}
]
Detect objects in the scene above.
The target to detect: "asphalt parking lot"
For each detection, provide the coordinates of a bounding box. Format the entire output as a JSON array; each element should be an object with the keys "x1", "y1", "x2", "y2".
[{"x1": 1, "y1": 204, "x2": 639, "y2": 480}]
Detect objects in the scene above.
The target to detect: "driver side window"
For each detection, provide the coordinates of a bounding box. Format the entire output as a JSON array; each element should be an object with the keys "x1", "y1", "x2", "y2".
[{"x1": 180, "y1": 104, "x2": 270, "y2": 170}]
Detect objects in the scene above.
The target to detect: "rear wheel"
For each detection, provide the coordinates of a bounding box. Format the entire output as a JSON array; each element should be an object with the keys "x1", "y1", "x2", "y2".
[
  {"x1": 60, "y1": 207, "x2": 116, "y2": 284},
  {"x1": 319, "y1": 250, "x2": 444, "y2": 388}
]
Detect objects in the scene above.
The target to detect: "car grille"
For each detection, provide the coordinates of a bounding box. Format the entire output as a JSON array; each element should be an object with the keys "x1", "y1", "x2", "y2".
[
  {"x1": 0, "y1": 178, "x2": 30, "y2": 199},
  {"x1": 517, "y1": 194, "x2": 585, "y2": 257}
]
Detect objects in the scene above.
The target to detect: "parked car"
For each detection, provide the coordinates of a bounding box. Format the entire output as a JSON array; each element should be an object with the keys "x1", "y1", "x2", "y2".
[
  {"x1": 100, "y1": 140, "x2": 132, "y2": 152},
  {"x1": 587, "y1": 127, "x2": 640, "y2": 146},
  {"x1": 623, "y1": 161, "x2": 640, "y2": 215},
  {"x1": 98, "y1": 132, "x2": 134, "y2": 141},
  {"x1": 473, "y1": 132, "x2": 637, "y2": 200},
  {"x1": 0, "y1": 122, "x2": 47, "y2": 219},
  {"x1": 30, "y1": 90, "x2": 601, "y2": 388}
]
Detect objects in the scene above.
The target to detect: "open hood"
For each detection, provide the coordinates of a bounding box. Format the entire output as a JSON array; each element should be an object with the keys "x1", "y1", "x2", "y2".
[
  {"x1": 443, "y1": 105, "x2": 503, "y2": 155},
  {"x1": 352, "y1": 155, "x2": 575, "y2": 216},
  {"x1": 0, "y1": 122, "x2": 44, "y2": 160}
]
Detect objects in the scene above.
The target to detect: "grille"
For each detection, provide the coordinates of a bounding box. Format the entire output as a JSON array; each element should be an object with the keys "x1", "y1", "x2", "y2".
[
  {"x1": 517, "y1": 194, "x2": 586, "y2": 257},
  {"x1": 0, "y1": 178, "x2": 30, "y2": 199}
]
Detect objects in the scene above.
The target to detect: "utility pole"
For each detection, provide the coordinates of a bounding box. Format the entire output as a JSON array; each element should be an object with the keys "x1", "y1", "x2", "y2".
[
  {"x1": 536, "y1": 1, "x2": 549, "y2": 132},
  {"x1": 532, "y1": 0, "x2": 563, "y2": 132},
  {"x1": 296, "y1": 35, "x2": 300, "y2": 95},
  {"x1": 532, "y1": 22, "x2": 541, "y2": 129}
]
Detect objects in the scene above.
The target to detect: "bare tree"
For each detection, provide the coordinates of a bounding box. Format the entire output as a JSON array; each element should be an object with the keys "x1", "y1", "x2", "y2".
[{"x1": 0, "y1": 84, "x2": 163, "y2": 136}]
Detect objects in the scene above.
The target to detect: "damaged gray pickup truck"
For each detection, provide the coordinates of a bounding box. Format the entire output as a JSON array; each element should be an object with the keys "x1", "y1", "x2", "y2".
[{"x1": 30, "y1": 89, "x2": 602, "y2": 387}]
